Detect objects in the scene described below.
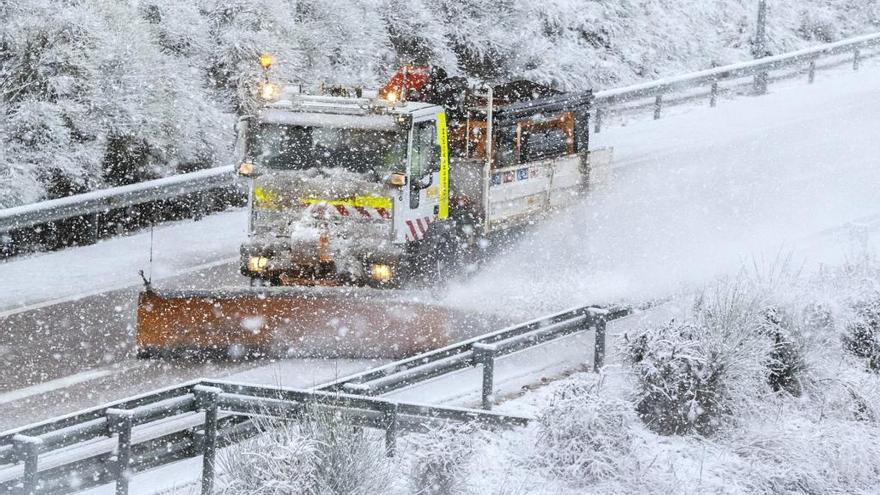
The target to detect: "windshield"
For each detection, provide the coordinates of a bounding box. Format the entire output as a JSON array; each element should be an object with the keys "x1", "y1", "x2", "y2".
[{"x1": 248, "y1": 124, "x2": 407, "y2": 177}]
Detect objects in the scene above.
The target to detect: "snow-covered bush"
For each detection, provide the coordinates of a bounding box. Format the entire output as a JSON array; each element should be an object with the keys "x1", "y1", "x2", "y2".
[
  {"x1": 407, "y1": 422, "x2": 475, "y2": 495},
  {"x1": 216, "y1": 418, "x2": 318, "y2": 494},
  {"x1": 728, "y1": 415, "x2": 880, "y2": 494},
  {"x1": 532, "y1": 379, "x2": 635, "y2": 483},
  {"x1": 797, "y1": 6, "x2": 840, "y2": 43},
  {"x1": 760, "y1": 307, "x2": 806, "y2": 395},
  {"x1": 216, "y1": 408, "x2": 396, "y2": 494},
  {"x1": 806, "y1": 371, "x2": 880, "y2": 424},
  {"x1": 0, "y1": 2, "x2": 102, "y2": 206},
  {"x1": 625, "y1": 283, "x2": 791, "y2": 435},
  {"x1": 300, "y1": 409, "x2": 396, "y2": 495},
  {"x1": 625, "y1": 320, "x2": 730, "y2": 436},
  {"x1": 842, "y1": 296, "x2": 880, "y2": 371}
]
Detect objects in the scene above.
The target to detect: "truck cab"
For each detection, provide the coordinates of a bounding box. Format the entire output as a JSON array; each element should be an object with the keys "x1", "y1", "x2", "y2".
[{"x1": 236, "y1": 89, "x2": 450, "y2": 286}]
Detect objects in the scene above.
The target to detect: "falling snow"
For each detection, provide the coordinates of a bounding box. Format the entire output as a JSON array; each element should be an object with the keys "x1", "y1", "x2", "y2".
[{"x1": 1, "y1": 2, "x2": 880, "y2": 494}]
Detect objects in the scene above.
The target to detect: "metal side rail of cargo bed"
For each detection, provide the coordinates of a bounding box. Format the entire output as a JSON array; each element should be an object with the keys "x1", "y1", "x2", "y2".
[
  {"x1": 317, "y1": 304, "x2": 631, "y2": 409},
  {"x1": 0, "y1": 379, "x2": 527, "y2": 495}
]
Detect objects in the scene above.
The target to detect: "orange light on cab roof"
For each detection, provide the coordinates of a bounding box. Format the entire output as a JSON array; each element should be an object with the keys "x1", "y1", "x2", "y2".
[{"x1": 259, "y1": 53, "x2": 274, "y2": 69}]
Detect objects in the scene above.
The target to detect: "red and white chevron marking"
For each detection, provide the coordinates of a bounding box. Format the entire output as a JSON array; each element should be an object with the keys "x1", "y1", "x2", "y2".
[
  {"x1": 405, "y1": 216, "x2": 435, "y2": 242},
  {"x1": 303, "y1": 203, "x2": 391, "y2": 220}
]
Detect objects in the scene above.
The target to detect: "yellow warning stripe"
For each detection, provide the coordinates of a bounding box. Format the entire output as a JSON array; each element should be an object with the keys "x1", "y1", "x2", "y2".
[
  {"x1": 437, "y1": 111, "x2": 450, "y2": 220},
  {"x1": 301, "y1": 195, "x2": 393, "y2": 210},
  {"x1": 255, "y1": 188, "x2": 393, "y2": 211}
]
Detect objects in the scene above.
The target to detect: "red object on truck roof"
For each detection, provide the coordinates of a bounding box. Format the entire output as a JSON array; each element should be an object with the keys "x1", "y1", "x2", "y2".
[{"x1": 379, "y1": 65, "x2": 432, "y2": 102}]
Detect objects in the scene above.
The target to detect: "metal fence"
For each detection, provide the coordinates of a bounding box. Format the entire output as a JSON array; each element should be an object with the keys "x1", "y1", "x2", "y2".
[
  {"x1": 320, "y1": 304, "x2": 630, "y2": 410},
  {"x1": 591, "y1": 31, "x2": 880, "y2": 131},
  {"x1": 0, "y1": 302, "x2": 629, "y2": 494},
  {"x1": 0, "y1": 166, "x2": 242, "y2": 259},
  {"x1": 0, "y1": 167, "x2": 235, "y2": 234},
  {"x1": 0, "y1": 379, "x2": 527, "y2": 495}
]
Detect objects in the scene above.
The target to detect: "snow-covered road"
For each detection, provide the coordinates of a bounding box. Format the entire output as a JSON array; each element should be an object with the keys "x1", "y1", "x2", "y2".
[
  {"x1": 445, "y1": 59, "x2": 880, "y2": 317},
  {"x1": 0, "y1": 208, "x2": 248, "y2": 313}
]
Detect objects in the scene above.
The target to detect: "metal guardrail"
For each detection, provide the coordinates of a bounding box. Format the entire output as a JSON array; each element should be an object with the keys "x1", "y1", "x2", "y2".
[
  {"x1": 0, "y1": 379, "x2": 527, "y2": 494},
  {"x1": 318, "y1": 304, "x2": 630, "y2": 409},
  {"x1": 1, "y1": 31, "x2": 877, "y2": 238},
  {"x1": 0, "y1": 302, "x2": 630, "y2": 494},
  {"x1": 591, "y1": 31, "x2": 880, "y2": 129},
  {"x1": 0, "y1": 166, "x2": 235, "y2": 233}
]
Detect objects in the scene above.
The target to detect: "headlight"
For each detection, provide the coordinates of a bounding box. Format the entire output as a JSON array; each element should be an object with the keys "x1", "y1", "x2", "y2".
[
  {"x1": 238, "y1": 161, "x2": 254, "y2": 176},
  {"x1": 247, "y1": 256, "x2": 270, "y2": 273},
  {"x1": 259, "y1": 82, "x2": 279, "y2": 101},
  {"x1": 370, "y1": 263, "x2": 393, "y2": 283}
]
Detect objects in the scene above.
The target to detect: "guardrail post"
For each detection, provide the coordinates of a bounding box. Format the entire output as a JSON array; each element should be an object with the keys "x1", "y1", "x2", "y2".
[
  {"x1": 808, "y1": 59, "x2": 816, "y2": 84},
  {"x1": 13, "y1": 434, "x2": 42, "y2": 495},
  {"x1": 853, "y1": 48, "x2": 861, "y2": 71},
  {"x1": 592, "y1": 313, "x2": 607, "y2": 371},
  {"x1": 194, "y1": 385, "x2": 223, "y2": 495},
  {"x1": 106, "y1": 408, "x2": 135, "y2": 495},
  {"x1": 383, "y1": 402, "x2": 399, "y2": 457},
  {"x1": 193, "y1": 192, "x2": 209, "y2": 221},
  {"x1": 752, "y1": 0, "x2": 768, "y2": 95},
  {"x1": 709, "y1": 80, "x2": 719, "y2": 108},
  {"x1": 653, "y1": 95, "x2": 663, "y2": 120},
  {"x1": 594, "y1": 107, "x2": 602, "y2": 134},
  {"x1": 754, "y1": 71, "x2": 769, "y2": 95},
  {"x1": 472, "y1": 343, "x2": 498, "y2": 410},
  {"x1": 89, "y1": 212, "x2": 101, "y2": 244}
]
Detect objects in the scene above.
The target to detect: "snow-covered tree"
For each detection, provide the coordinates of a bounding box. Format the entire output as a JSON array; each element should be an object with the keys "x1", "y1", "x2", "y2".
[
  {"x1": 0, "y1": 0, "x2": 229, "y2": 205},
  {"x1": 1, "y1": 0, "x2": 878, "y2": 207}
]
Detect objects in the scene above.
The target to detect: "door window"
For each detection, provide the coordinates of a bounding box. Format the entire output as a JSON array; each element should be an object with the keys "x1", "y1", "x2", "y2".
[{"x1": 410, "y1": 120, "x2": 440, "y2": 208}]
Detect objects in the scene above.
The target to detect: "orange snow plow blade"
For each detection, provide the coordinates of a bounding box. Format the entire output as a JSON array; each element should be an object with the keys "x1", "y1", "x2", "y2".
[{"x1": 137, "y1": 286, "x2": 492, "y2": 359}]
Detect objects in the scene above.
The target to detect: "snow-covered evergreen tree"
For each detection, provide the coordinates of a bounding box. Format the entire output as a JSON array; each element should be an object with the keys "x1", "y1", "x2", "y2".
[{"x1": 1, "y1": 0, "x2": 878, "y2": 206}]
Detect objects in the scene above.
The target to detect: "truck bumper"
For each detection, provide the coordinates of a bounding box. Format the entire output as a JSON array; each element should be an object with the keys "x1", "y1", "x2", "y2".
[{"x1": 240, "y1": 239, "x2": 403, "y2": 286}]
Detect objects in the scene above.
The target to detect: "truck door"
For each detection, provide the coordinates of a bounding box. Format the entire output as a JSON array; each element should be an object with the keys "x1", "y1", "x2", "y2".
[{"x1": 400, "y1": 113, "x2": 449, "y2": 242}]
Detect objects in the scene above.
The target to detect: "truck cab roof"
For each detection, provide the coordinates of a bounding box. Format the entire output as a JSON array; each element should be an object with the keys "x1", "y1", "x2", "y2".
[{"x1": 259, "y1": 87, "x2": 441, "y2": 125}]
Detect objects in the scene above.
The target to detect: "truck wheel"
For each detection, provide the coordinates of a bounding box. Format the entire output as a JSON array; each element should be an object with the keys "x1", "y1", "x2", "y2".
[
  {"x1": 415, "y1": 221, "x2": 463, "y2": 286},
  {"x1": 249, "y1": 276, "x2": 278, "y2": 287},
  {"x1": 136, "y1": 347, "x2": 157, "y2": 359}
]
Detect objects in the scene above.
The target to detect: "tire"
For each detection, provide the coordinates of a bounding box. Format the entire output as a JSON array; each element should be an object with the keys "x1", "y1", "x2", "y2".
[
  {"x1": 136, "y1": 347, "x2": 157, "y2": 359},
  {"x1": 407, "y1": 220, "x2": 463, "y2": 286}
]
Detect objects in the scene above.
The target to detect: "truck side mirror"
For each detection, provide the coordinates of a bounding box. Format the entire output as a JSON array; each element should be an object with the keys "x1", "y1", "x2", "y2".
[
  {"x1": 238, "y1": 162, "x2": 261, "y2": 178},
  {"x1": 385, "y1": 172, "x2": 407, "y2": 187}
]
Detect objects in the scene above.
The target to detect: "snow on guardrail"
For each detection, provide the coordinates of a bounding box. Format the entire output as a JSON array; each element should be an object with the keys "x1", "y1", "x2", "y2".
[
  {"x1": 0, "y1": 165, "x2": 235, "y2": 233},
  {"x1": 594, "y1": 32, "x2": 880, "y2": 103}
]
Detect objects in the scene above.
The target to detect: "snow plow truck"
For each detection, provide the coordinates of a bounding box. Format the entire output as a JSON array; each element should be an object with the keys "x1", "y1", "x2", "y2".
[{"x1": 135, "y1": 59, "x2": 612, "y2": 358}]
